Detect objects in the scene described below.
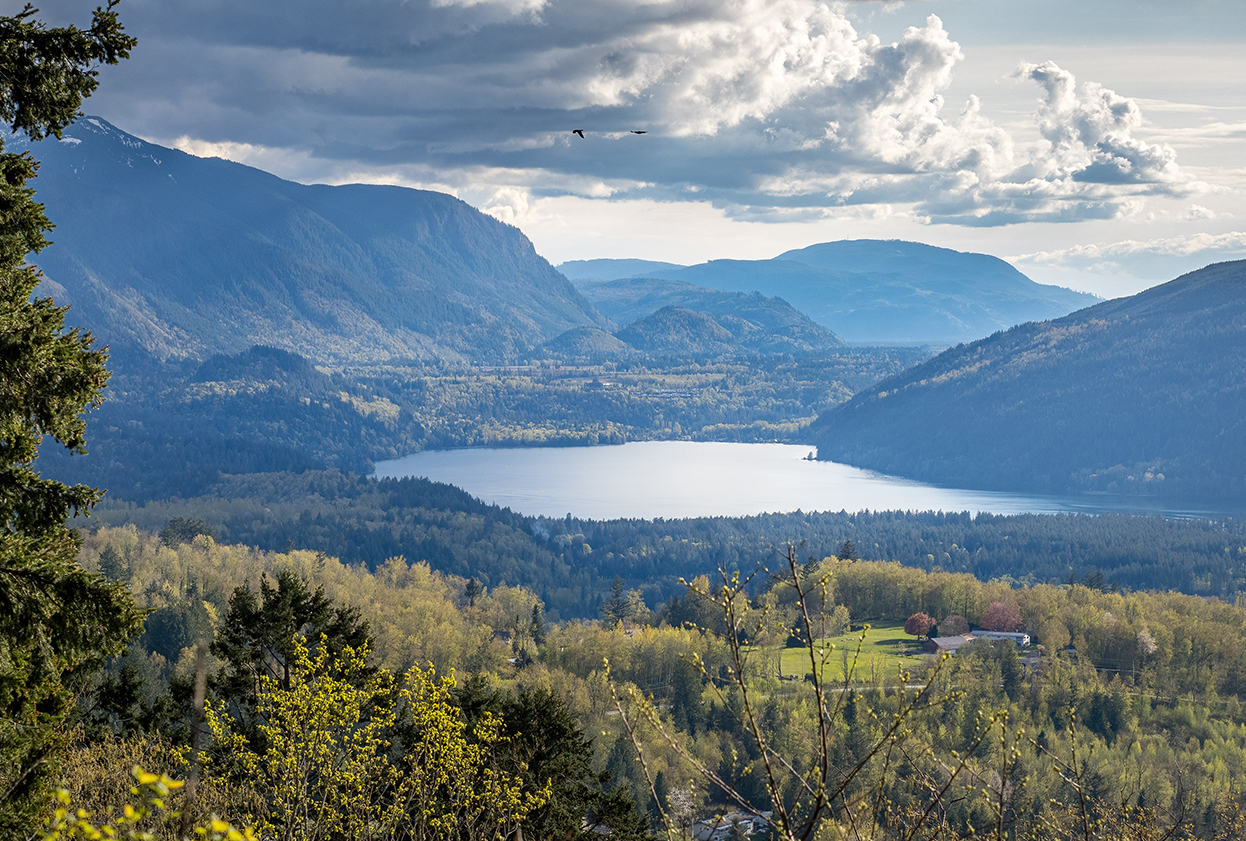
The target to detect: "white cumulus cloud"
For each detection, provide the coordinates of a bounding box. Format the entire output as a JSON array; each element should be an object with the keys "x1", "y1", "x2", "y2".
[{"x1": 89, "y1": 0, "x2": 1209, "y2": 228}]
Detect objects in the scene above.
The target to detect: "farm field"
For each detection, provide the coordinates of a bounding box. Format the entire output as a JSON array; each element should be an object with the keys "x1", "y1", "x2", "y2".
[{"x1": 777, "y1": 620, "x2": 929, "y2": 683}]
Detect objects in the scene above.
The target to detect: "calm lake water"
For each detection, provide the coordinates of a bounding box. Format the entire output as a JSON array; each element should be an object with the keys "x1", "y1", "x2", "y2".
[{"x1": 371, "y1": 441, "x2": 1224, "y2": 521}]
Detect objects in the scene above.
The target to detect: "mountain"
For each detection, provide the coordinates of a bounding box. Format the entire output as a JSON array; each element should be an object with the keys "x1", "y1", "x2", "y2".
[
  {"x1": 581, "y1": 242, "x2": 1098, "y2": 345},
  {"x1": 558, "y1": 258, "x2": 685, "y2": 280},
  {"x1": 569, "y1": 276, "x2": 844, "y2": 351},
  {"x1": 809, "y1": 260, "x2": 1246, "y2": 501},
  {"x1": 21, "y1": 118, "x2": 606, "y2": 365},
  {"x1": 540, "y1": 326, "x2": 637, "y2": 361},
  {"x1": 614, "y1": 307, "x2": 739, "y2": 357}
]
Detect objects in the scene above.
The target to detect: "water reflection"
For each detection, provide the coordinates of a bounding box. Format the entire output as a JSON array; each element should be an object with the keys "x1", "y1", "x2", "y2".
[{"x1": 372, "y1": 442, "x2": 1228, "y2": 521}]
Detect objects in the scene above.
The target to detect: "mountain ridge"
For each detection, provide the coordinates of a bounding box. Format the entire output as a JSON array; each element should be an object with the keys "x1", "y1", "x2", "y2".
[
  {"x1": 568, "y1": 243, "x2": 1098, "y2": 345},
  {"x1": 23, "y1": 117, "x2": 606, "y2": 365},
  {"x1": 809, "y1": 260, "x2": 1246, "y2": 501}
]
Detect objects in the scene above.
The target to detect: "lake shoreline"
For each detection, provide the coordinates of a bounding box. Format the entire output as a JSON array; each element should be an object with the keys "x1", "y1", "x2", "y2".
[{"x1": 373, "y1": 440, "x2": 1236, "y2": 522}]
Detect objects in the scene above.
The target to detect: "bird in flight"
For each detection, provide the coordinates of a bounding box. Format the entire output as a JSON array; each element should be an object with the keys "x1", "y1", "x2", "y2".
[
  {"x1": 630, "y1": 130, "x2": 647, "y2": 134},
  {"x1": 572, "y1": 129, "x2": 585, "y2": 138}
]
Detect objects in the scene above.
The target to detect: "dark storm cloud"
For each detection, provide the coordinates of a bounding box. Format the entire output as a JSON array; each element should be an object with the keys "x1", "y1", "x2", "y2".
[{"x1": 56, "y1": 0, "x2": 1203, "y2": 225}]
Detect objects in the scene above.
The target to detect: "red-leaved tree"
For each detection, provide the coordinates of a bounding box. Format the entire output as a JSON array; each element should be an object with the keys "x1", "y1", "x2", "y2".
[
  {"x1": 904, "y1": 612, "x2": 935, "y2": 639},
  {"x1": 980, "y1": 601, "x2": 1023, "y2": 632}
]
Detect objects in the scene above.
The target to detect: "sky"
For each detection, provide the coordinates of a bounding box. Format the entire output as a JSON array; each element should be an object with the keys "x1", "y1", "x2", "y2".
[{"x1": 39, "y1": 0, "x2": 1246, "y2": 298}]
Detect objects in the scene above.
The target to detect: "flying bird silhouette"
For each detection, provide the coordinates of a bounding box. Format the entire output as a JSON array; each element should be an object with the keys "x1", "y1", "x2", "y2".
[
  {"x1": 572, "y1": 129, "x2": 585, "y2": 138},
  {"x1": 630, "y1": 130, "x2": 647, "y2": 134}
]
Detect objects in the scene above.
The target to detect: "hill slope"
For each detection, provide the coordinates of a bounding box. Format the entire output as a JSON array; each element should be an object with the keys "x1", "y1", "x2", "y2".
[
  {"x1": 809, "y1": 261, "x2": 1246, "y2": 501},
  {"x1": 22, "y1": 118, "x2": 605, "y2": 365},
  {"x1": 570, "y1": 276, "x2": 844, "y2": 353},
  {"x1": 647, "y1": 241, "x2": 1098, "y2": 345},
  {"x1": 559, "y1": 258, "x2": 685, "y2": 280}
]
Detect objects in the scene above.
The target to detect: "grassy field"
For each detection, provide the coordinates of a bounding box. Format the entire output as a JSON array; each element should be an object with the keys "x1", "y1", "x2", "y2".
[{"x1": 776, "y1": 619, "x2": 928, "y2": 683}]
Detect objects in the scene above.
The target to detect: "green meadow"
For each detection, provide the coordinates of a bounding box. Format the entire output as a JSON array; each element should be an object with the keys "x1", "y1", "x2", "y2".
[{"x1": 776, "y1": 620, "x2": 929, "y2": 683}]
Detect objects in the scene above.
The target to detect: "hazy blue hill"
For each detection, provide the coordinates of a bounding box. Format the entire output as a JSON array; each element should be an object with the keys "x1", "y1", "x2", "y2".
[
  {"x1": 24, "y1": 118, "x2": 606, "y2": 364},
  {"x1": 541, "y1": 326, "x2": 638, "y2": 361},
  {"x1": 192, "y1": 345, "x2": 334, "y2": 392},
  {"x1": 777, "y1": 240, "x2": 1054, "y2": 296},
  {"x1": 571, "y1": 275, "x2": 845, "y2": 353},
  {"x1": 610, "y1": 300, "x2": 843, "y2": 357},
  {"x1": 637, "y1": 241, "x2": 1098, "y2": 344},
  {"x1": 615, "y1": 307, "x2": 736, "y2": 357},
  {"x1": 559, "y1": 258, "x2": 685, "y2": 280},
  {"x1": 809, "y1": 260, "x2": 1246, "y2": 501}
]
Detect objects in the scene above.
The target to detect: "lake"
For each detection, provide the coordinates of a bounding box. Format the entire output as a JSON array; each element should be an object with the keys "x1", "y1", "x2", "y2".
[{"x1": 371, "y1": 441, "x2": 1225, "y2": 521}]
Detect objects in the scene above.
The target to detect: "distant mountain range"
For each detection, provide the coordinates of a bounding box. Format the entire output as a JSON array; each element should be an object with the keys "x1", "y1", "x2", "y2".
[
  {"x1": 560, "y1": 259, "x2": 685, "y2": 280},
  {"x1": 556, "y1": 277, "x2": 845, "y2": 358},
  {"x1": 563, "y1": 242, "x2": 1098, "y2": 345},
  {"x1": 810, "y1": 260, "x2": 1246, "y2": 502},
  {"x1": 22, "y1": 118, "x2": 606, "y2": 365},
  {"x1": 21, "y1": 118, "x2": 1096, "y2": 366}
]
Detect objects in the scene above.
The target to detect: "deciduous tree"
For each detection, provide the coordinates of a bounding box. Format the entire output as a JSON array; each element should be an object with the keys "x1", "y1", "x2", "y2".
[
  {"x1": 205, "y1": 637, "x2": 548, "y2": 841},
  {"x1": 904, "y1": 611, "x2": 935, "y2": 639},
  {"x1": 981, "y1": 601, "x2": 1023, "y2": 632}
]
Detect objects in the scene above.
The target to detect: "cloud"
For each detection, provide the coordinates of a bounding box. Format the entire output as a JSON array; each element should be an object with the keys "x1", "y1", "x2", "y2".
[
  {"x1": 89, "y1": 0, "x2": 1209, "y2": 227},
  {"x1": 1019, "y1": 231, "x2": 1246, "y2": 263},
  {"x1": 1014, "y1": 61, "x2": 1188, "y2": 187},
  {"x1": 1013, "y1": 231, "x2": 1246, "y2": 279},
  {"x1": 1179, "y1": 204, "x2": 1229, "y2": 221},
  {"x1": 1142, "y1": 121, "x2": 1246, "y2": 148}
]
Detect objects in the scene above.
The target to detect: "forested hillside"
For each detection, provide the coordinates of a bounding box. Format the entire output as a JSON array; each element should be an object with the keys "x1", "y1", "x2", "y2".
[
  {"x1": 613, "y1": 304, "x2": 843, "y2": 357},
  {"x1": 66, "y1": 529, "x2": 1246, "y2": 840},
  {"x1": 570, "y1": 276, "x2": 845, "y2": 353},
  {"x1": 576, "y1": 241, "x2": 1098, "y2": 344},
  {"x1": 22, "y1": 118, "x2": 606, "y2": 364},
  {"x1": 43, "y1": 348, "x2": 924, "y2": 499},
  {"x1": 76, "y1": 471, "x2": 1246, "y2": 619},
  {"x1": 812, "y1": 260, "x2": 1246, "y2": 502}
]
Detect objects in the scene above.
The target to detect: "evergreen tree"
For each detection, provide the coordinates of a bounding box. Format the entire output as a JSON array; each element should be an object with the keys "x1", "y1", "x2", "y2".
[
  {"x1": 158, "y1": 516, "x2": 214, "y2": 547},
  {"x1": 0, "y1": 2, "x2": 140, "y2": 830},
  {"x1": 601, "y1": 575, "x2": 634, "y2": 628},
  {"x1": 97, "y1": 543, "x2": 125, "y2": 580},
  {"x1": 141, "y1": 592, "x2": 214, "y2": 661},
  {"x1": 455, "y1": 678, "x2": 650, "y2": 841},
  {"x1": 649, "y1": 770, "x2": 670, "y2": 830},
  {"x1": 210, "y1": 568, "x2": 371, "y2": 736},
  {"x1": 531, "y1": 601, "x2": 546, "y2": 646}
]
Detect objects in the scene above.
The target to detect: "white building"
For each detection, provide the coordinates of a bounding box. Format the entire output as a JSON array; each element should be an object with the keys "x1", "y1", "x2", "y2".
[
  {"x1": 972, "y1": 630, "x2": 1031, "y2": 648},
  {"x1": 692, "y1": 812, "x2": 772, "y2": 841}
]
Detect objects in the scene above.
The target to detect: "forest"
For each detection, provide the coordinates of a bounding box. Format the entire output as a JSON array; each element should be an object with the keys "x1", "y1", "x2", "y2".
[
  {"x1": 41, "y1": 345, "x2": 929, "y2": 503},
  {"x1": 54, "y1": 529, "x2": 1246, "y2": 840},
  {"x1": 11, "y1": 5, "x2": 1246, "y2": 840},
  {"x1": 75, "y1": 475, "x2": 1246, "y2": 621}
]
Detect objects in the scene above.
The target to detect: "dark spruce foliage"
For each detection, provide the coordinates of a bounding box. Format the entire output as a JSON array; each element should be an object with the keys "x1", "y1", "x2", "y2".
[{"x1": 0, "y1": 3, "x2": 143, "y2": 829}]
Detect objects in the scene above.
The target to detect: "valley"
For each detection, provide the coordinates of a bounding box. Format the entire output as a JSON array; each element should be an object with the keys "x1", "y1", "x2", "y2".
[{"x1": 9, "y1": 5, "x2": 1246, "y2": 840}]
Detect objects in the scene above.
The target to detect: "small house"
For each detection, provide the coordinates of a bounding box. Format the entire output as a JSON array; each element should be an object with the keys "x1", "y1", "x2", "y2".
[
  {"x1": 922, "y1": 634, "x2": 976, "y2": 655},
  {"x1": 692, "y1": 811, "x2": 772, "y2": 841}
]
